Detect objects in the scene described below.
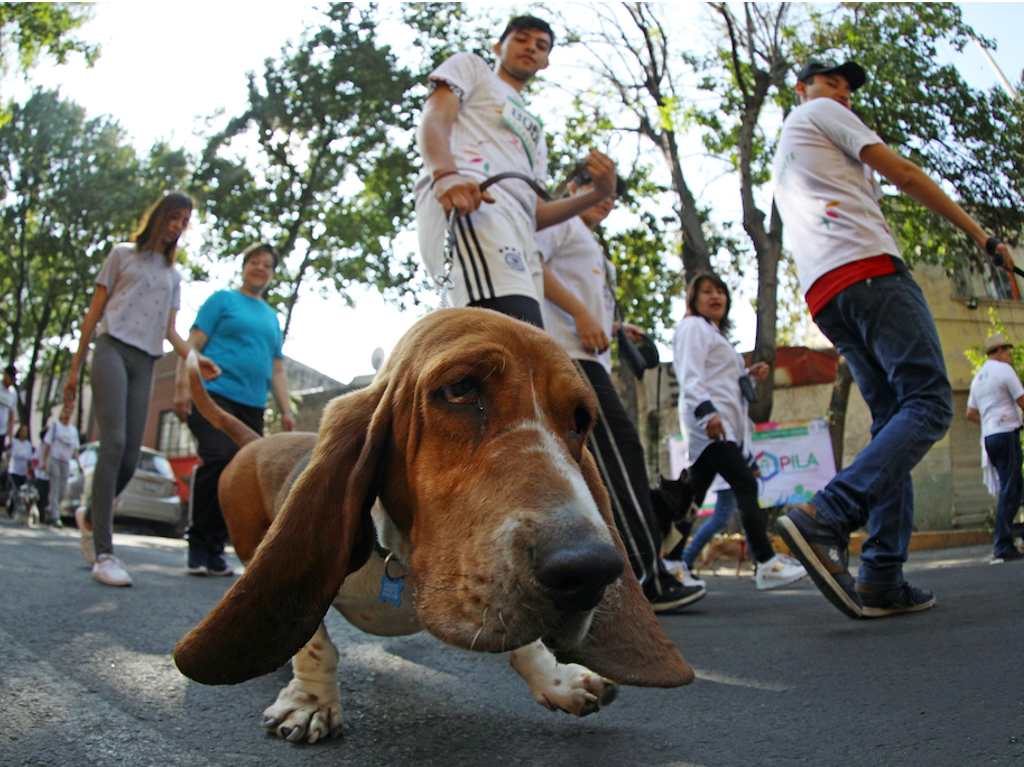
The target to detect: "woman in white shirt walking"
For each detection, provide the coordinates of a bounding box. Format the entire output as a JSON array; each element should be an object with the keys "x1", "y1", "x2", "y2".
[
  {"x1": 671, "y1": 273, "x2": 805, "y2": 590},
  {"x1": 64, "y1": 191, "x2": 219, "y2": 587}
]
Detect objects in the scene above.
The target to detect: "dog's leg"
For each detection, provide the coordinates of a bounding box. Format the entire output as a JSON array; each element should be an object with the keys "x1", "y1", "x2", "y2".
[
  {"x1": 261, "y1": 622, "x2": 343, "y2": 744},
  {"x1": 509, "y1": 639, "x2": 618, "y2": 717}
]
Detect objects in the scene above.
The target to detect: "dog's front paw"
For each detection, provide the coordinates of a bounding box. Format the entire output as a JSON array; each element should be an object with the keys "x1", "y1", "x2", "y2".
[
  {"x1": 534, "y1": 662, "x2": 618, "y2": 717},
  {"x1": 262, "y1": 678, "x2": 343, "y2": 744}
]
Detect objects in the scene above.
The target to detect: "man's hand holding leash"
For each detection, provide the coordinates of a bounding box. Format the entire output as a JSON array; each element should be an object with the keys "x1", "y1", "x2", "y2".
[{"x1": 432, "y1": 169, "x2": 496, "y2": 215}]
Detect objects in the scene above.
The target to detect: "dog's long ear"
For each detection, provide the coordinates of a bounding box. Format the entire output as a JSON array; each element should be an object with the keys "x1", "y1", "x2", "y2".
[
  {"x1": 558, "y1": 449, "x2": 695, "y2": 687},
  {"x1": 174, "y1": 383, "x2": 392, "y2": 685}
]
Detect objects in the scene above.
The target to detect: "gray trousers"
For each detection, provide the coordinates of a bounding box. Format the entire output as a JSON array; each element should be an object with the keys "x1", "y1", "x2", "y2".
[
  {"x1": 88, "y1": 334, "x2": 155, "y2": 557},
  {"x1": 47, "y1": 458, "x2": 70, "y2": 524}
]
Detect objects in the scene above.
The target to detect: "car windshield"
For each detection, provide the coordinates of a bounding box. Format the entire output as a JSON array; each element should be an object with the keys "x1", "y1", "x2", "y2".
[{"x1": 138, "y1": 451, "x2": 175, "y2": 479}]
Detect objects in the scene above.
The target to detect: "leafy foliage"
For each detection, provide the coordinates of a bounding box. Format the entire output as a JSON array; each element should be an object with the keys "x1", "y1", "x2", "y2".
[
  {"x1": 0, "y1": 2, "x2": 98, "y2": 73},
  {"x1": 194, "y1": 4, "x2": 419, "y2": 337}
]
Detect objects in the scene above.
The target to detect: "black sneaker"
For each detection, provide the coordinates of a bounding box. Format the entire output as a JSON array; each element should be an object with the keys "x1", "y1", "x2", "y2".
[
  {"x1": 857, "y1": 581, "x2": 935, "y2": 618},
  {"x1": 206, "y1": 551, "x2": 234, "y2": 577},
  {"x1": 990, "y1": 549, "x2": 1024, "y2": 564},
  {"x1": 186, "y1": 546, "x2": 208, "y2": 576},
  {"x1": 647, "y1": 573, "x2": 706, "y2": 613},
  {"x1": 776, "y1": 504, "x2": 861, "y2": 619}
]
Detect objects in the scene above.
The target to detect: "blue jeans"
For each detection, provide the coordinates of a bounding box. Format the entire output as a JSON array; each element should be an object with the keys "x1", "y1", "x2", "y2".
[
  {"x1": 983, "y1": 428, "x2": 1022, "y2": 557},
  {"x1": 811, "y1": 266, "x2": 952, "y2": 587},
  {"x1": 682, "y1": 489, "x2": 738, "y2": 568}
]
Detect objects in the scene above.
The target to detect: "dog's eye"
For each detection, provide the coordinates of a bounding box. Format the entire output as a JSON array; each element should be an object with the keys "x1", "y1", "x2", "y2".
[
  {"x1": 442, "y1": 376, "x2": 481, "y2": 405},
  {"x1": 570, "y1": 406, "x2": 591, "y2": 437}
]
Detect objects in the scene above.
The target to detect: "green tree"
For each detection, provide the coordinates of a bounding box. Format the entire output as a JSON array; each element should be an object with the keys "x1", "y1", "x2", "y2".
[
  {"x1": 0, "y1": 2, "x2": 97, "y2": 72},
  {"x1": 194, "y1": 4, "x2": 418, "y2": 338}
]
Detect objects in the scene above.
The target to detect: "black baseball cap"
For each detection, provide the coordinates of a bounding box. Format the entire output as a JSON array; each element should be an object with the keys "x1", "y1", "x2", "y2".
[{"x1": 797, "y1": 58, "x2": 867, "y2": 91}]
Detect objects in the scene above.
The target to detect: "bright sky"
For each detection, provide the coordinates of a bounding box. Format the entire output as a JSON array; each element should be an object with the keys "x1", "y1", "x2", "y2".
[{"x1": 7, "y1": 1, "x2": 1024, "y2": 385}]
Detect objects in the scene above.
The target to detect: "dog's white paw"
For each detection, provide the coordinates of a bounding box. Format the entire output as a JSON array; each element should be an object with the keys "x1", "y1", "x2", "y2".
[
  {"x1": 532, "y1": 662, "x2": 618, "y2": 717},
  {"x1": 261, "y1": 678, "x2": 343, "y2": 744}
]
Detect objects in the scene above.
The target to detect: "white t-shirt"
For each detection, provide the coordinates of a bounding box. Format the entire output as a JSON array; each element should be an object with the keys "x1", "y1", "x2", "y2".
[
  {"x1": 45, "y1": 421, "x2": 79, "y2": 463},
  {"x1": 10, "y1": 438, "x2": 33, "y2": 476},
  {"x1": 968, "y1": 359, "x2": 1024, "y2": 438},
  {"x1": 536, "y1": 217, "x2": 615, "y2": 371},
  {"x1": 96, "y1": 243, "x2": 181, "y2": 357},
  {"x1": 673, "y1": 316, "x2": 751, "y2": 465},
  {"x1": 772, "y1": 98, "x2": 901, "y2": 294},
  {"x1": 32, "y1": 444, "x2": 48, "y2": 481},
  {"x1": 0, "y1": 384, "x2": 16, "y2": 436},
  {"x1": 422, "y1": 53, "x2": 548, "y2": 216}
]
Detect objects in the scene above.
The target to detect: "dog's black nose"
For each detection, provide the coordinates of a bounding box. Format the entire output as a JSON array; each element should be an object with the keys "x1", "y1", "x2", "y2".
[{"x1": 534, "y1": 539, "x2": 624, "y2": 613}]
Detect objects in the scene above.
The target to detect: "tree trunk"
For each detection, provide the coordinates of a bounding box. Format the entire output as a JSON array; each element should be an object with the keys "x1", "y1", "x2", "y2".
[{"x1": 827, "y1": 357, "x2": 854, "y2": 469}]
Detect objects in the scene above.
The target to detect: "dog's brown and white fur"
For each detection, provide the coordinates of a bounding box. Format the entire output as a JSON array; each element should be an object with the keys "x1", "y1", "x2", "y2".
[{"x1": 173, "y1": 308, "x2": 692, "y2": 743}]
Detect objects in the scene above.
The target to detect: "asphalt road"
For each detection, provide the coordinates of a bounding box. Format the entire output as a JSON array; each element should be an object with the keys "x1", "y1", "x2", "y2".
[{"x1": 1, "y1": 518, "x2": 1021, "y2": 767}]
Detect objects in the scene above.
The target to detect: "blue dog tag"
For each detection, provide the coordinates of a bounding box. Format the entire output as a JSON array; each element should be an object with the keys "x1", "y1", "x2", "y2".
[{"x1": 379, "y1": 573, "x2": 404, "y2": 606}]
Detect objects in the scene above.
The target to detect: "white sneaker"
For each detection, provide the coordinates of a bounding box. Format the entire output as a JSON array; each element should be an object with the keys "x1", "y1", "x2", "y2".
[
  {"x1": 755, "y1": 553, "x2": 807, "y2": 591},
  {"x1": 92, "y1": 554, "x2": 133, "y2": 587},
  {"x1": 75, "y1": 506, "x2": 95, "y2": 566},
  {"x1": 663, "y1": 558, "x2": 706, "y2": 588}
]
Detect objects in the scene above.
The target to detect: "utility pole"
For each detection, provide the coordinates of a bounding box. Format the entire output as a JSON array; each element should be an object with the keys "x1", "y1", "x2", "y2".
[{"x1": 972, "y1": 35, "x2": 1020, "y2": 102}]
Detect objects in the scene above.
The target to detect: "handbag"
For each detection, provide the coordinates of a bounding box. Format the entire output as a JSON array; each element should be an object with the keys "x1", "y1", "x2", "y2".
[{"x1": 617, "y1": 324, "x2": 659, "y2": 380}]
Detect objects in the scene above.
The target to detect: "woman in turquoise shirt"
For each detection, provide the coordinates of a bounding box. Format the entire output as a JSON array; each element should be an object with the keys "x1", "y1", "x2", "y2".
[{"x1": 173, "y1": 243, "x2": 295, "y2": 575}]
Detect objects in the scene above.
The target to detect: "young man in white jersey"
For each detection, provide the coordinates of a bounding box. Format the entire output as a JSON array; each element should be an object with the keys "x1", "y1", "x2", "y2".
[
  {"x1": 537, "y1": 167, "x2": 706, "y2": 612},
  {"x1": 966, "y1": 334, "x2": 1024, "y2": 564},
  {"x1": 416, "y1": 15, "x2": 616, "y2": 327},
  {"x1": 772, "y1": 57, "x2": 1013, "y2": 619}
]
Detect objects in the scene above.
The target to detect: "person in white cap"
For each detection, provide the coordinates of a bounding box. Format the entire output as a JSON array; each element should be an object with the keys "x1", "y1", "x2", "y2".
[{"x1": 966, "y1": 333, "x2": 1024, "y2": 563}]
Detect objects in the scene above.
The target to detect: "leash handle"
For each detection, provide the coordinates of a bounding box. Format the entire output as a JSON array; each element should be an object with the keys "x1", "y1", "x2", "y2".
[{"x1": 435, "y1": 172, "x2": 554, "y2": 304}]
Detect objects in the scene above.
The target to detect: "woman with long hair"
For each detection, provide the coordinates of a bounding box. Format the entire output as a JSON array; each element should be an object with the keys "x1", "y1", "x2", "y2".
[
  {"x1": 668, "y1": 272, "x2": 805, "y2": 590},
  {"x1": 64, "y1": 191, "x2": 219, "y2": 587}
]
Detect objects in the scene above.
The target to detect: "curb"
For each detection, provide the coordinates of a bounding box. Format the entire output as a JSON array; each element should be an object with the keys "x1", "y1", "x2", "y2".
[{"x1": 771, "y1": 528, "x2": 991, "y2": 556}]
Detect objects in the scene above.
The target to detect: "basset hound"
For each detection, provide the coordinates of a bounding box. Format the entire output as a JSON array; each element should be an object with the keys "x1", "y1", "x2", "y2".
[{"x1": 173, "y1": 307, "x2": 693, "y2": 744}]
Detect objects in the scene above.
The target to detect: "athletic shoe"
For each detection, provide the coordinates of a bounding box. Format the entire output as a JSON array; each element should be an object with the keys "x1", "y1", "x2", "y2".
[
  {"x1": 647, "y1": 573, "x2": 706, "y2": 613},
  {"x1": 776, "y1": 503, "x2": 861, "y2": 618},
  {"x1": 206, "y1": 551, "x2": 235, "y2": 577},
  {"x1": 990, "y1": 549, "x2": 1024, "y2": 564},
  {"x1": 857, "y1": 581, "x2": 935, "y2": 618},
  {"x1": 186, "y1": 545, "x2": 208, "y2": 576},
  {"x1": 92, "y1": 554, "x2": 132, "y2": 587},
  {"x1": 754, "y1": 553, "x2": 807, "y2": 591},
  {"x1": 662, "y1": 558, "x2": 706, "y2": 588},
  {"x1": 75, "y1": 506, "x2": 95, "y2": 566}
]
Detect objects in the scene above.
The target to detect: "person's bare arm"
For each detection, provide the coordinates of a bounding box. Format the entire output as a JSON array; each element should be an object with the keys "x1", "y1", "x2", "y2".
[
  {"x1": 271, "y1": 357, "x2": 295, "y2": 431},
  {"x1": 542, "y1": 267, "x2": 608, "y2": 354},
  {"x1": 536, "y1": 150, "x2": 616, "y2": 231},
  {"x1": 418, "y1": 84, "x2": 493, "y2": 215},
  {"x1": 860, "y1": 143, "x2": 1011, "y2": 263},
  {"x1": 966, "y1": 406, "x2": 981, "y2": 424},
  {"x1": 173, "y1": 328, "x2": 208, "y2": 421},
  {"x1": 64, "y1": 285, "x2": 110, "y2": 404},
  {"x1": 166, "y1": 310, "x2": 220, "y2": 380}
]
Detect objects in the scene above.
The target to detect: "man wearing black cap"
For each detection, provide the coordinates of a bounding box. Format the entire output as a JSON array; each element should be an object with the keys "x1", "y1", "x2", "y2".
[{"x1": 772, "y1": 56, "x2": 1013, "y2": 619}]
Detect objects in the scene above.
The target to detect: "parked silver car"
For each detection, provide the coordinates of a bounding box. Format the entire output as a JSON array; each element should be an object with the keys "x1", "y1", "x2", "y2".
[{"x1": 61, "y1": 442, "x2": 188, "y2": 537}]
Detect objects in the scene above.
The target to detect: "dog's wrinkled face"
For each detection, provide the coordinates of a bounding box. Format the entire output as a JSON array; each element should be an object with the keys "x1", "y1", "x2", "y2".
[{"x1": 377, "y1": 310, "x2": 619, "y2": 652}]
